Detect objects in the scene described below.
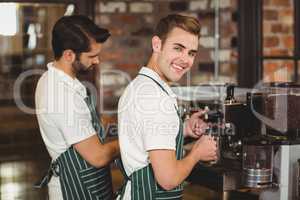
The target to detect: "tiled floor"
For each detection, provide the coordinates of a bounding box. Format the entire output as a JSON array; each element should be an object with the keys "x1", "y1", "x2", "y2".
[
  {"x1": 0, "y1": 158, "x2": 219, "y2": 200},
  {"x1": 0, "y1": 159, "x2": 49, "y2": 200},
  {"x1": 0, "y1": 122, "x2": 258, "y2": 200},
  {"x1": 0, "y1": 147, "x2": 259, "y2": 200}
]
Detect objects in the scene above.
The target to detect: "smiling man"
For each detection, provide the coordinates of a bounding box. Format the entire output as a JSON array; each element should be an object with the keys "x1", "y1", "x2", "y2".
[
  {"x1": 35, "y1": 15, "x2": 119, "y2": 200},
  {"x1": 118, "y1": 14, "x2": 217, "y2": 199}
]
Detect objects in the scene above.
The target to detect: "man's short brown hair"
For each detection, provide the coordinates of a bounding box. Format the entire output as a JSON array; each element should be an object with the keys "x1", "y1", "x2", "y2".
[{"x1": 154, "y1": 14, "x2": 201, "y2": 44}]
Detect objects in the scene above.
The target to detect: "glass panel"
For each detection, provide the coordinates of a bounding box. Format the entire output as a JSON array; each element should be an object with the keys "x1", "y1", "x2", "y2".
[
  {"x1": 263, "y1": 0, "x2": 294, "y2": 57},
  {"x1": 0, "y1": 3, "x2": 73, "y2": 105},
  {"x1": 191, "y1": 0, "x2": 238, "y2": 85},
  {"x1": 263, "y1": 60, "x2": 294, "y2": 82}
]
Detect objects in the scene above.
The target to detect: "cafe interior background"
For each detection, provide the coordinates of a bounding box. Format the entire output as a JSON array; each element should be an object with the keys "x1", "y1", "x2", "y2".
[{"x1": 0, "y1": 0, "x2": 299, "y2": 199}]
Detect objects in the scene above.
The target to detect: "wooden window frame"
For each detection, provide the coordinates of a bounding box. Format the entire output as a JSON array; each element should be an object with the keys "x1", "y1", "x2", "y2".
[{"x1": 238, "y1": 0, "x2": 300, "y2": 87}]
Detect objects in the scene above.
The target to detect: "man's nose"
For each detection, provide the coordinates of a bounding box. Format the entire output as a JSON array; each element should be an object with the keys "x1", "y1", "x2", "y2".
[{"x1": 180, "y1": 51, "x2": 190, "y2": 64}]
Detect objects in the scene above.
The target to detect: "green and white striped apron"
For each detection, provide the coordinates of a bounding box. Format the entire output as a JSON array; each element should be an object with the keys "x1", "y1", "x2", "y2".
[
  {"x1": 35, "y1": 89, "x2": 114, "y2": 200},
  {"x1": 118, "y1": 73, "x2": 184, "y2": 200}
]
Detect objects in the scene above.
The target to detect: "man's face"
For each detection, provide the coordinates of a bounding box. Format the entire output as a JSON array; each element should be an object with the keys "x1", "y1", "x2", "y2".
[
  {"x1": 72, "y1": 41, "x2": 102, "y2": 72},
  {"x1": 156, "y1": 27, "x2": 199, "y2": 82}
]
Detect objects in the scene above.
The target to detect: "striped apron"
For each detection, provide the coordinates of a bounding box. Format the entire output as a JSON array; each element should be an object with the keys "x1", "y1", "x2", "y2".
[
  {"x1": 118, "y1": 73, "x2": 184, "y2": 200},
  {"x1": 35, "y1": 89, "x2": 114, "y2": 200}
]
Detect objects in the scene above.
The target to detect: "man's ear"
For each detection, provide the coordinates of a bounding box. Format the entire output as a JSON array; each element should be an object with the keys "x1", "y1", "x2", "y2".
[
  {"x1": 62, "y1": 49, "x2": 76, "y2": 63},
  {"x1": 152, "y1": 36, "x2": 162, "y2": 53}
]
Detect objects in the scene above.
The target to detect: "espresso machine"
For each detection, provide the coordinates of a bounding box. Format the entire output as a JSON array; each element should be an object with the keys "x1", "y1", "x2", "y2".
[{"x1": 172, "y1": 83, "x2": 300, "y2": 200}]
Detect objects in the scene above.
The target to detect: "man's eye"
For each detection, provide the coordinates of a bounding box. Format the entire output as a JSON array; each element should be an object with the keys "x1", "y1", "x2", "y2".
[
  {"x1": 189, "y1": 52, "x2": 196, "y2": 57},
  {"x1": 174, "y1": 46, "x2": 182, "y2": 51}
]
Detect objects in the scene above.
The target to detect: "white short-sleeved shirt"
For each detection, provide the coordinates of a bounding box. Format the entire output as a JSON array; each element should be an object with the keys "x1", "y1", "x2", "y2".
[
  {"x1": 118, "y1": 67, "x2": 180, "y2": 199},
  {"x1": 35, "y1": 62, "x2": 96, "y2": 199}
]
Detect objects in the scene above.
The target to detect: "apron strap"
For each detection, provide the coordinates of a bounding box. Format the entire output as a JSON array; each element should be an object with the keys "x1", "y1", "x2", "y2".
[
  {"x1": 85, "y1": 87, "x2": 106, "y2": 143},
  {"x1": 33, "y1": 161, "x2": 59, "y2": 189},
  {"x1": 138, "y1": 73, "x2": 170, "y2": 95},
  {"x1": 115, "y1": 158, "x2": 129, "y2": 180},
  {"x1": 139, "y1": 73, "x2": 180, "y2": 113},
  {"x1": 114, "y1": 158, "x2": 130, "y2": 198}
]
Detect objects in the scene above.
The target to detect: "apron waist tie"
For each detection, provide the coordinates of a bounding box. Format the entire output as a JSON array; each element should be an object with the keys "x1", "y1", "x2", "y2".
[{"x1": 33, "y1": 160, "x2": 59, "y2": 189}]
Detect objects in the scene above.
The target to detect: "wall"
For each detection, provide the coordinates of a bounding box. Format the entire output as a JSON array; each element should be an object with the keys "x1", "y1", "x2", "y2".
[
  {"x1": 262, "y1": 0, "x2": 295, "y2": 82},
  {"x1": 94, "y1": 0, "x2": 238, "y2": 82},
  {"x1": 94, "y1": 0, "x2": 238, "y2": 113}
]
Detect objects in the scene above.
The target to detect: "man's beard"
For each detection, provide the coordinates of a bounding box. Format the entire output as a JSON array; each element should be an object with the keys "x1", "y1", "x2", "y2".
[
  {"x1": 72, "y1": 60, "x2": 87, "y2": 72},
  {"x1": 72, "y1": 58, "x2": 93, "y2": 74}
]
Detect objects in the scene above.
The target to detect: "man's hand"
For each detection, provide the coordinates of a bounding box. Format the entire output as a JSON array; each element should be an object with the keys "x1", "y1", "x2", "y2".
[
  {"x1": 149, "y1": 134, "x2": 217, "y2": 190},
  {"x1": 184, "y1": 110, "x2": 209, "y2": 138},
  {"x1": 190, "y1": 135, "x2": 217, "y2": 161}
]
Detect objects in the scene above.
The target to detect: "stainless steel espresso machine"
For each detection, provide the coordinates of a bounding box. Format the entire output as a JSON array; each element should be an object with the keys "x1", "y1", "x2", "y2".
[{"x1": 172, "y1": 83, "x2": 300, "y2": 200}]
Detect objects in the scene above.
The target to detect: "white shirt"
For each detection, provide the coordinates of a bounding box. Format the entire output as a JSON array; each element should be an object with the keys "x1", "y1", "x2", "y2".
[
  {"x1": 35, "y1": 62, "x2": 96, "y2": 199},
  {"x1": 118, "y1": 67, "x2": 180, "y2": 199}
]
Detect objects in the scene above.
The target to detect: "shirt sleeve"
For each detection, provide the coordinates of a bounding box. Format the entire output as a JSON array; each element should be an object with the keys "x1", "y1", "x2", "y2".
[
  {"x1": 135, "y1": 89, "x2": 180, "y2": 151},
  {"x1": 49, "y1": 88, "x2": 96, "y2": 146}
]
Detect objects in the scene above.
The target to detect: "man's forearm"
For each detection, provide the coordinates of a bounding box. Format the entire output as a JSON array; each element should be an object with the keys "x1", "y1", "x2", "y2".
[
  {"x1": 150, "y1": 150, "x2": 198, "y2": 190},
  {"x1": 168, "y1": 152, "x2": 198, "y2": 189},
  {"x1": 74, "y1": 135, "x2": 120, "y2": 168}
]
